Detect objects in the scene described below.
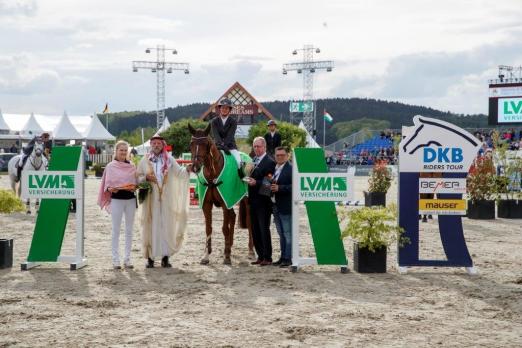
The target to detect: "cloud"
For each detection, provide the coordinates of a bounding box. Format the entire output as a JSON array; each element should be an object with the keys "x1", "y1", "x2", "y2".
[
  {"x1": 0, "y1": 0, "x2": 37, "y2": 16},
  {"x1": 0, "y1": 54, "x2": 60, "y2": 94}
]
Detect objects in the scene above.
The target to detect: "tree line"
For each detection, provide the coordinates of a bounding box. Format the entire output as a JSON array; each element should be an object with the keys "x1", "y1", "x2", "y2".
[{"x1": 107, "y1": 97, "x2": 488, "y2": 145}]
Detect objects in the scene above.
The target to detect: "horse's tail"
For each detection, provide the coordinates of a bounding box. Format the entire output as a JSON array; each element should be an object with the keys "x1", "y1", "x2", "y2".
[{"x1": 239, "y1": 198, "x2": 248, "y2": 229}]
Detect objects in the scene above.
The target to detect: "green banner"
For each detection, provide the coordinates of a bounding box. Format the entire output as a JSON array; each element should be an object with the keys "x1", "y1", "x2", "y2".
[
  {"x1": 27, "y1": 146, "x2": 81, "y2": 262},
  {"x1": 294, "y1": 148, "x2": 347, "y2": 265}
]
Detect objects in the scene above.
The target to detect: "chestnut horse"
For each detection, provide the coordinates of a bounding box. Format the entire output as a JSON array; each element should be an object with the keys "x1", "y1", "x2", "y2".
[{"x1": 188, "y1": 123, "x2": 254, "y2": 265}]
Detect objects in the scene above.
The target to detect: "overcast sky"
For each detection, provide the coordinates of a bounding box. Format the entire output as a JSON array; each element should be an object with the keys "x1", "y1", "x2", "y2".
[{"x1": 0, "y1": 0, "x2": 521, "y2": 116}]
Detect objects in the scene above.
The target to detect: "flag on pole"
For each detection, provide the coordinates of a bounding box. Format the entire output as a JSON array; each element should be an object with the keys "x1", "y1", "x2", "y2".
[
  {"x1": 102, "y1": 103, "x2": 109, "y2": 114},
  {"x1": 323, "y1": 110, "x2": 333, "y2": 123}
]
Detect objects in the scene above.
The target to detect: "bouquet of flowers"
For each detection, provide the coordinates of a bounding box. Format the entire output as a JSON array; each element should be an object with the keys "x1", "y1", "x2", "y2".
[{"x1": 138, "y1": 181, "x2": 152, "y2": 204}]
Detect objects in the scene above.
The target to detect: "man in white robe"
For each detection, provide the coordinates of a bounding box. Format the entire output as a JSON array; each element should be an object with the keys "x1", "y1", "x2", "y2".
[{"x1": 137, "y1": 135, "x2": 190, "y2": 268}]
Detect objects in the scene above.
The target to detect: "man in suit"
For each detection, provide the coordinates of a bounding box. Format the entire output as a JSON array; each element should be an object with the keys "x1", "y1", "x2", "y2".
[
  {"x1": 246, "y1": 137, "x2": 276, "y2": 266},
  {"x1": 210, "y1": 97, "x2": 242, "y2": 175},
  {"x1": 264, "y1": 120, "x2": 281, "y2": 157},
  {"x1": 270, "y1": 147, "x2": 293, "y2": 267}
]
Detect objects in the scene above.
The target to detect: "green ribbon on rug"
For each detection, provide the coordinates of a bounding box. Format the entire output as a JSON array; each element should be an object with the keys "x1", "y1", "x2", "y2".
[{"x1": 196, "y1": 151, "x2": 252, "y2": 209}]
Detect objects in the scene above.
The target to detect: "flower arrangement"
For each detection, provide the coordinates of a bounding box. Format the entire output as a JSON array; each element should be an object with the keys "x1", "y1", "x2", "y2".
[
  {"x1": 137, "y1": 181, "x2": 152, "y2": 204},
  {"x1": 467, "y1": 154, "x2": 496, "y2": 202},
  {"x1": 368, "y1": 160, "x2": 392, "y2": 193}
]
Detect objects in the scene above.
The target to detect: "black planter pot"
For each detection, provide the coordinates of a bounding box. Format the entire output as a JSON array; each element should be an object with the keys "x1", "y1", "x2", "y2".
[
  {"x1": 467, "y1": 200, "x2": 495, "y2": 220},
  {"x1": 94, "y1": 167, "x2": 105, "y2": 178},
  {"x1": 364, "y1": 191, "x2": 386, "y2": 207},
  {"x1": 353, "y1": 243, "x2": 387, "y2": 273},
  {"x1": 497, "y1": 199, "x2": 522, "y2": 219},
  {"x1": 0, "y1": 239, "x2": 13, "y2": 269}
]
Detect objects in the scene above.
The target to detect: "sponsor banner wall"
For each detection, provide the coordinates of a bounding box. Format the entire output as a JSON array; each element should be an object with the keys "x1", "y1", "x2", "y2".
[
  {"x1": 497, "y1": 97, "x2": 522, "y2": 123},
  {"x1": 418, "y1": 178, "x2": 467, "y2": 194}
]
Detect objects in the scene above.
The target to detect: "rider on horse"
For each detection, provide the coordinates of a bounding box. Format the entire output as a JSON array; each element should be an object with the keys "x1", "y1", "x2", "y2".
[
  {"x1": 209, "y1": 97, "x2": 244, "y2": 178},
  {"x1": 16, "y1": 132, "x2": 51, "y2": 182}
]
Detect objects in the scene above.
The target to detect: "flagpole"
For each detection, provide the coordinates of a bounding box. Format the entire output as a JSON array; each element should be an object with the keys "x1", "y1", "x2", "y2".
[{"x1": 323, "y1": 109, "x2": 326, "y2": 148}]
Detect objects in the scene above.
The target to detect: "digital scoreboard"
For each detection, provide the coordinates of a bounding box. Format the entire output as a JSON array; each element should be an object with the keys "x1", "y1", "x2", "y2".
[{"x1": 488, "y1": 82, "x2": 522, "y2": 125}]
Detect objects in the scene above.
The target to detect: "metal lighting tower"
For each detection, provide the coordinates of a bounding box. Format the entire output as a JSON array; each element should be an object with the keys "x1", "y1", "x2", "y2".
[
  {"x1": 132, "y1": 45, "x2": 190, "y2": 129},
  {"x1": 283, "y1": 44, "x2": 333, "y2": 137}
]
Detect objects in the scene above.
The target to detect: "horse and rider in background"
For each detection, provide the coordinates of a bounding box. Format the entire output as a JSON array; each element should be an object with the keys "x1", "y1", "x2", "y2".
[{"x1": 7, "y1": 132, "x2": 51, "y2": 214}]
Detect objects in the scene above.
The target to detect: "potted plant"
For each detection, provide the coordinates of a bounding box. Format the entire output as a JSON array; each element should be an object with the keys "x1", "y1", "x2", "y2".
[
  {"x1": 364, "y1": 160, "x2": 392, "y2": 207},
  {"x1": 492, "y1": 131, "x2": 522, "y2": 218},
  {"x1": 0, "y1": 189, "x2": 24, "y2": 269},
  {"x1": 466, "y1": 154, "x2": 496, "y2": 219},
  {"x1": 339, "y1": 204, "x2": 407, "y2": 273},
  {"x1": 92, "y1": 163, "x2": 105, "y2": 178}
]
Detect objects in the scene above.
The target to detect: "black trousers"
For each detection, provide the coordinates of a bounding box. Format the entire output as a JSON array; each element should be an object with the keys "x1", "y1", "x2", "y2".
[{"x1": 250, "y1": 200, "x2": 272, "y2": 261}]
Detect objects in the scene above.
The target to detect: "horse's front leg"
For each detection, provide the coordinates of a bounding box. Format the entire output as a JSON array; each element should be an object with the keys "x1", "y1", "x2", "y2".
[
  {"x1": 35, "y1": 199, "x2": 40, "y2": 214},
  {"x1": 26, "y1": 199, "x2": 31, "y2": 215},
  {"x1": 222, "y1": 207, "x2": 236, "y2": 265},
  {"x1": 201, "y1": 199, "x2": 213, "y2": 265},
  {"x1": 245, "y1": 200, "x2": 255, "y2": 259}
]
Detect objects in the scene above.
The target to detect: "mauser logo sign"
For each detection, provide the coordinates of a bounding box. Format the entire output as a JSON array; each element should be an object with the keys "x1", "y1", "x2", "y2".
[
  {"x1": 295, "y1": 173, "x2": 354, "y2": 201},
  {"x1": 498, "y1": 97, "x2": 522, "y2": 123},
  {"x1": 418, "y1": 199, "x2": 466, "y2": 215},
  {"x1": 399, "y1": 116, "x2": 481, "y2": 173},
  {"x1": 419, "y1": 178, "x2": 467, "y2": 194},
  {"x1": 22, "y1": 171, "x2": 80, "y2": 199}
]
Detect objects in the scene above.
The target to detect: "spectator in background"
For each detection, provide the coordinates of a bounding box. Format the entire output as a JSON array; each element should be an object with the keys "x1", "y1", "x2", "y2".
[
  {"x1": 9, "y1": 144, "x2": 17, "y2": 153},
  {"x1": 264, "y1": 120, "x2": 281, "y2": 158}
]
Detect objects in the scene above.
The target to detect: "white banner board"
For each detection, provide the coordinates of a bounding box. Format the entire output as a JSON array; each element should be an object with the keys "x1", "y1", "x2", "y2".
[
  {"x1": 21, "y1": 171, "x2": 81, "y2": 199},
  {"x1": 293, "y1": 172, "x2": 354, "y2": 202}
]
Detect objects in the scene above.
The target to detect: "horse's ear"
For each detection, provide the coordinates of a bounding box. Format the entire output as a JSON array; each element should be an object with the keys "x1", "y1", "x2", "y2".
[
  {"x1": 204, "y1": 123, "x2": 211, "y2": 136},
  {"x1": 188, "y1": 123, "x2": 196, "y2": 135}
]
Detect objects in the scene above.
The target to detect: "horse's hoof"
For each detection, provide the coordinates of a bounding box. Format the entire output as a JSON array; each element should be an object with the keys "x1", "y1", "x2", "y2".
[
  {"x1": 26, "y1": 211, "x2": 31, "y2": 215},
  {"x1": 200, "y1": 259, "x2": 209, "y2": 265},
  {"x1": 223, "y1": 258, "x2": 232, "y2": 265}
]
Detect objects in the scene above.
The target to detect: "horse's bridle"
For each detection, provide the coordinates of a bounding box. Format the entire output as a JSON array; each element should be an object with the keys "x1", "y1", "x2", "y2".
[{"x1": 190, "y1": 135, "x2": 217, "y2": 175}]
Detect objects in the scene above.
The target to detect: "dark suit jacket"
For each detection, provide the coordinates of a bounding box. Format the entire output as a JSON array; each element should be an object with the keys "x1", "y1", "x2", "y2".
[
  {"x1": 210, "y1": 116, "x2": 237, "y2": 150},
  {"x1": 273, "y1": 162, "x2": 292, "y2": 215},
  {"x1": 248, "y1": 154, "x2": 276, "y2": 206},
  {"x1": 264, "y1": 132, "x2": 281, "y2": 156}
]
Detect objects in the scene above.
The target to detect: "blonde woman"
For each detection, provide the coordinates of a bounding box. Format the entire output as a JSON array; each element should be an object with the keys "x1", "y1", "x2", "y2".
[{"x1": 97, "y1": 140, "x2": 138, "y2": 269}]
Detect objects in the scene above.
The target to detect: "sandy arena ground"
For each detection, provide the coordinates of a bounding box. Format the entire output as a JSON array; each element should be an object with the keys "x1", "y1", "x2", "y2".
[{"x1": 0, "y1": 174, "x2": 521, "y2": 347}]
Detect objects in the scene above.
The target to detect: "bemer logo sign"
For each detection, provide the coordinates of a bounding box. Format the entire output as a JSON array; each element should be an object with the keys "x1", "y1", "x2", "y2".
[{"x1": 418, "y1": 178, "x2": 467, "y2": 194}]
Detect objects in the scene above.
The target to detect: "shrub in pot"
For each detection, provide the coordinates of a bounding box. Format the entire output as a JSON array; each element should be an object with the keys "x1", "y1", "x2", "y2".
[
  {"x1": 364, "y1": 160, "x2": 392, "y2": 207},
  {"x1": 93, "y1": 163, "x2": 104, "y2": 178},
  {"x1": 492, "y1": 131, "x2": 522, "y2": 219},
  {"x1": 338, "y1": 204, "x2": 407, "y2": 273},
  {"x1": 467, "y1": 154, "x2": 496, "y2": 219}
]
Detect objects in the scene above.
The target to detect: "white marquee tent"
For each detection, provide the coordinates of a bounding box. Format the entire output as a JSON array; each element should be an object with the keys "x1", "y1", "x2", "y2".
[
  {"x1": 53, "y1": 112, "x2": 84, "y2": 140},
  {"x1": 134, "y1": 117, "x2": 171, "y2": 155},
  {"x1": 298, "y1": 121, "x2": 320, "y2": 148},
  {"x1": 83, "y1": 114, "x2": 116, "y2": 141},
  {"x1": 0, "y1": 110, "x2": 10, "y2": 131},
  {"x1": 20, "y1": 113, "x2": 44, "y2": 139}
]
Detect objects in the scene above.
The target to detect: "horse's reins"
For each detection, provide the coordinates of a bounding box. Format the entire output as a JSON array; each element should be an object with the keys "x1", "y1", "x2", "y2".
[{"x1": 191, "y1": 136, "x2": 221, "y2": 186}]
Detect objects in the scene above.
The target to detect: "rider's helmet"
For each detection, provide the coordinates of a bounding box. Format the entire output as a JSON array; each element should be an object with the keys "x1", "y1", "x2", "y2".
[{"x1": 217, "y1": 98, "x2": 233, "y2": 109}]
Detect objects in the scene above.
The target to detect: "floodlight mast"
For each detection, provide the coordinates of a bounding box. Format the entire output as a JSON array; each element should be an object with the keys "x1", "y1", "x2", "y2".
[
  {"x1": 283, "y1": 44, "x2": 334, "y2": 138},
  {"x1": 132, "y1": 45, "x2": 190, "y2": 129}
]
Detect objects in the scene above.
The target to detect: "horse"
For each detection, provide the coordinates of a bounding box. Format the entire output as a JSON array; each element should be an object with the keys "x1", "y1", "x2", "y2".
[
  {"x1": 188, "y1": 123, "x2": 254, "y2": 265},
  {"x1": 7, "y1": 142, "x2": 48, "y2": 214}
]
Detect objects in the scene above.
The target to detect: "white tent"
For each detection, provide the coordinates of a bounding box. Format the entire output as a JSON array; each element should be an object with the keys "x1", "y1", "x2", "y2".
[
  {"x1": 298, "y1": 121, "x2": 320, "y2": 148},
  {"x1": 83, "y1": 114, "x2": 116, "y2": 141},
  {"x1": 20, "y1": 112, "x2": 44, "y2": 139},
  {"x1": 53, "y1": 111, "x2": 83, "y2": 140},
  {"x1": 0, "y1": 109, "x2": 10, "y2": 131},
  {"x1": 135, "y1": 117, "x2": 170, "y2": 155}
]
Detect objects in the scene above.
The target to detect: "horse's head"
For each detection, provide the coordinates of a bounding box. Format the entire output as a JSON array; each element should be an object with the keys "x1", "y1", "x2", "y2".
[
  {"x1": 188, "y1": 123, "x2": 212, "y2": 173},
  {"x1": 33, "y1": 142, "x2": 44, "y2": 158}
]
